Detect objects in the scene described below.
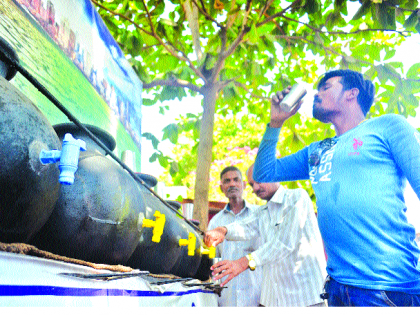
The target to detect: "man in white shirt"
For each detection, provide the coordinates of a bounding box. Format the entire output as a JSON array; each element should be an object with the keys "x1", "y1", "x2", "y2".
[
  {"x1": 204, "y1": 164, "x2": 327, "y2": 307},
  {"x1": 208, "y1": 166, "x2": 262, "y2": 307}
]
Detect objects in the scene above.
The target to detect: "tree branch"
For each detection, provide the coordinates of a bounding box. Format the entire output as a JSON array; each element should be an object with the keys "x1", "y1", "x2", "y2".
[
  {"x1": 211, "y1": 0, "x2": 288, "y2": 84},
  {"x1": 190, "y1": 0, "x2": 223, "y2": 28},
  {"x1": 207, "y1": 27, "x2": 230, "y2": 83},
  {"x1": 182, "y1": 0, "x2": 203, "y2": 61},
  {"x1": 221, "y1": 0, "x2": 253, "y2": 59},
  {"x1": 280, "y1": 15, "x2": 412, "y2": 37},
  {"x1": 233, "y1": 81, "x2": 271, "y2": 100},
  {"x1": 142, "y1": 78, "x2": 202, "y2": 93},
  {"x1": 216, "y1": 77, "x2": 271, "y2": 100},
  {"x1": 198, "y1": 0, "x2": 208, "y2": 14},
  {"x1": 257, "y1": 0, "x2": 276, "y2": 21},
  {"x1": 140, "y1": 0, "x2": 155, "y2": 32},
  {"x1": 91, "y1": 0, "x2": 206, "y2": 81},
  {"x1": 256, "y1": 0, "x2": 412, "y2": 38},
  {"x1": 91, "y1": 0, "x2": 153, "y2": 36},
  {"x1": 257, "y1": 0, "x2": 302, "y2": 28}
]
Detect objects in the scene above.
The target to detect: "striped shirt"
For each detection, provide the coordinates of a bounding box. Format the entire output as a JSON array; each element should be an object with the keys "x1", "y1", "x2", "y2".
[
  {"x1": 208, "y1": 201, "x2": 263, "y2": 306},
  {"x1": 225, "y1": 186, "x2": 327, "y2": 307}
]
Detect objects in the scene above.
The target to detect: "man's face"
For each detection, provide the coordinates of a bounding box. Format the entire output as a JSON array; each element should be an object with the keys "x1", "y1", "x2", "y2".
[
  {"x1": 220, "y1": 170, "x2": 245, "y2": 199},
  {"x1": 247, "y1": 167, "x2": 278, "y2": 201},
  {"x1": 313, "y1": 76, "x2": 346, "y2": 123}
]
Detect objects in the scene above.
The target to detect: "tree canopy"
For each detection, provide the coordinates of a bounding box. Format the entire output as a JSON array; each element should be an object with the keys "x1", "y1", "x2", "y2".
[{"x1": 92, "y1": 0, "x2": 420, "y2": 229}]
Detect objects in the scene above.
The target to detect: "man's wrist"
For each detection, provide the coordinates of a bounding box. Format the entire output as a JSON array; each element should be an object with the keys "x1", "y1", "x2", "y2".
[
  {"x1": 269, "y1": 120, "x2": 284, "y2": 128},
  {"x1": 217, "y1": 226, "x2": 227, "y2": 236},
  {"x1": 238, "y1": 256, "x2": 250, "y2": 273}
]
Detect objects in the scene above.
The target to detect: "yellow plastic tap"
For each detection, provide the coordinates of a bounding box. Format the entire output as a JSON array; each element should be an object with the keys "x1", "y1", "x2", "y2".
[
  {"x1": 200, "y1": 246, "x2": 216, "y2": 259},
  {"x1": 179, "y1": 232, "x2": 196, "y2": 256},
  {"x1": 141, "y1": 211, "x2": 166, "y2": 243}
]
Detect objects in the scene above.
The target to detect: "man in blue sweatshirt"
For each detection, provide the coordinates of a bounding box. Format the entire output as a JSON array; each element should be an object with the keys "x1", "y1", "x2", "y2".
[{"x1": 253, "y1": 69, "x2": 420, "y2": 306}]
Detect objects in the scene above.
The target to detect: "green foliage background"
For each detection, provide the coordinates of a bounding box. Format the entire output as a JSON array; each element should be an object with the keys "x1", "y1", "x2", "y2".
[{"x1": 92, "y1": 0, "x2": 420, "y2": 221}]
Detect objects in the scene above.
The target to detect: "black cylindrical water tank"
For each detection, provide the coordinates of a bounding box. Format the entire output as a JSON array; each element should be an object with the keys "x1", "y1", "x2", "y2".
[
  {"x1": 0, "y1": 76, "x2": 61, "y2": 243},
  {"x1": 127, "y1": 184, "x2": 212, "y2": 280},
  {"x1": 31, "y1": 123, "x2": 145, "y2": 265}
]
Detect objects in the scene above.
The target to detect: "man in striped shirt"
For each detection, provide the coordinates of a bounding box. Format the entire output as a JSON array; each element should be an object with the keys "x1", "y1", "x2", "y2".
[{"x1": 204, "y1": 164, "x2": 327, "y2": 307}]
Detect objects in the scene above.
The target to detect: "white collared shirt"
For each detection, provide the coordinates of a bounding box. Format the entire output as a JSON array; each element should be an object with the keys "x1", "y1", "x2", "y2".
[
  {"x1": 208, "y1": 201, "x2": 263, "y2": 307},
  {"x1": 225, "y1": 187, "x2": 327, "y2": 307}
]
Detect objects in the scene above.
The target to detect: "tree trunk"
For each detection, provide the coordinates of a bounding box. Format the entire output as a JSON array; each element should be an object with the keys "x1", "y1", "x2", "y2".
[{"x1": 193, "y1": 83, "x2": 218, "y2": 231}]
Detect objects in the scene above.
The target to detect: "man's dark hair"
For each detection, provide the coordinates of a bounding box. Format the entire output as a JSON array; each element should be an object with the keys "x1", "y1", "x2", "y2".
[
  {"x1": 220, "y1": 166, "x2": 242, "y2": 180},
  {"x1": 317, "y1": 69, "x2": 375, "y2": 116}
]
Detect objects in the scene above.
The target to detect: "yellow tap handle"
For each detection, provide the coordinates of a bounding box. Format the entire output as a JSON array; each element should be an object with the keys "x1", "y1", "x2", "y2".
[
  {"x1": 141, "y1": 211, "x2": 166, "y2": 243},
  {"x1": 200, "y1": 246, "x2": 216, "y2": 259},
  {"x1": 179, "y1": 232, "x2": 196, "y2": 256}
]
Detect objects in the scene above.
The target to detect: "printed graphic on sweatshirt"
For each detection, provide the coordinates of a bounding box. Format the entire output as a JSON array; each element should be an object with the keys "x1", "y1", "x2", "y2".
[
  {"x1": 309, "y1": 145, "x2": 337, "y2": 184},
  {"x1": 348, "y1": 138, "x2": 363, "y2": 156}
]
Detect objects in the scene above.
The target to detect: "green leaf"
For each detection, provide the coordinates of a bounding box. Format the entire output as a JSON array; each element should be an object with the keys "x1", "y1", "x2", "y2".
[
  {"x1": 156, "y1": 56, "x2": 179, "y2": 72},
  {"x1": 403, "y1": 10, "x2": 419, "y2": 29},
  {"x1": 162, "y1": 123, "x2": 179, "y2": 144},
  {"x1": 149, "y1": 152, "x2": 158, "y2": 163},
  {"x1": 376, "y1": 65, "x2": 388, "y2": 83},
  {"x1": 407, "y1": 63, "x2": 420, "y2": 79},
  {"x1": 169, "y1": 161, "x2": 179, "y2": 176},
  {"x1": 159, "y1": 85, "x2": 186, "y2": 101},
  {"x1": 416, "y1": 22, "x2": 420, "y2": 34},
  {"x1": 334, "y1": 0, "x2": 348, "y2": 14},
  {"x1": 193, "y1": 120, "x2": 201, "y2": 140},
  {"x1": 160, "y1": 18, "x2": 178, "y2": 27},
  {"x1": 364, "y1": 65, "x2": 377, "y2": 80},
  {"x1": 158, "y1": 154, "x2": 169, "y2": 168},
  {"x1": 383, "y1": 64, "x2": 401, "y2": 80},
  {"x1": 374, "y1": 3, "x2": 396, "y2": 30},
  {"x1": 247, "y1": 24, "x2": 259, "y2": 45},
  {"x1": 303, "y1": 0, "x2": 321, "y2": 14},
  {"x1": 351, "y1": 0, "x2": 372, "y2": 21},
  {"x1": 388, "y1": 61, "x2": 404, "y2": 70},
  {"x1": 344, "y1": 55, "x2": 357, "y2": 64},
  {"x1": 142, "y1": 132, "x2": 160, "y2": 150},
  {"x1": 130, "y1": 34, "x2": 142, "y2": 52},
  {"x1": 383, "y1": 49, "x2": 396, "y2": 61},
  {"x1": 142, "y1": 98, "x2": 156, "y2": 106},
  {"x1": 404, "y1": 0, "x2": 419, "y2": 10},
  {"x1": 401, "y1": 93, "x2": 419, "y2": 117}
]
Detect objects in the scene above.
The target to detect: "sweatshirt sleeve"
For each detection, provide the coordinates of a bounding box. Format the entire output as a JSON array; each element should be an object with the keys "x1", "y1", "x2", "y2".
[
  {"x1": 383, "y1": 115, "x2": 420, "y2": 200},
  {"x1": 253, "y1": 124, "x2": 310, "y2": 183}
]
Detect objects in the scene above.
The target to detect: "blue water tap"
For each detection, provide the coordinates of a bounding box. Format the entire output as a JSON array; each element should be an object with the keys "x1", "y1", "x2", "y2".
[{"x1": 39, "y1": 133, "x2": 86, "y2": 185}]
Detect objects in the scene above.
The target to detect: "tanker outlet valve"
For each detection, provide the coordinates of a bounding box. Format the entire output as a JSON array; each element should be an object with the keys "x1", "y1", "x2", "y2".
[
  {"x1": 200, "y1": 246, "x2": 216, "y2": 259},
  {"x1": 141, "y1": 211, "x2": 166, "y2": 243},
  {"x1": 39, "y1": 133, "x2": 86, "y2": 185},
  {"x1": 179, "y1": 232, "x2": 196, "y2": 256}
]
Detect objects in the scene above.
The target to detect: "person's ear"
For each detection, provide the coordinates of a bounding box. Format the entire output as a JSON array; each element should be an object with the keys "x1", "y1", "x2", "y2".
[{"x1": 347, "y1": 88, "x2": 359, "y2": 101}]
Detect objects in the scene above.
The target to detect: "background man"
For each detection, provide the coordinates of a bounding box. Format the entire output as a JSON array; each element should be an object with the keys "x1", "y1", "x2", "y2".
[
  {"x1": 253, "y1": 69, "x2": 420, "y2": 306},
  {"x1": 205, "y1": 164, "x2": 327, "y2": 307},
  {"x1": 207, "y1": 166, "x2": 262, "y2": 306}
]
